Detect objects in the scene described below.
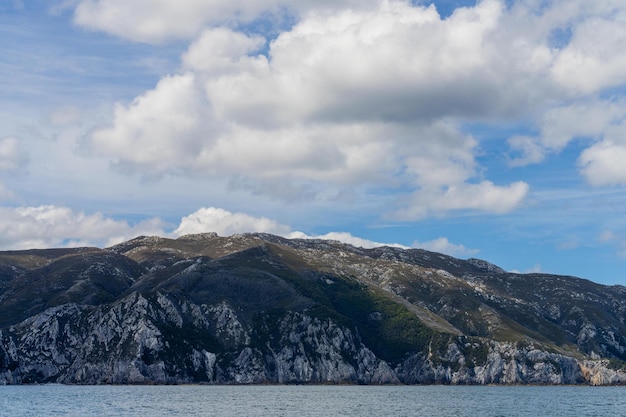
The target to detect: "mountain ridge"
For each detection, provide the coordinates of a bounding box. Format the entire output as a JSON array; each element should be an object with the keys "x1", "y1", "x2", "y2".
[{"x1": 0, "y1": 232, "x2": 625, "y2": 385}]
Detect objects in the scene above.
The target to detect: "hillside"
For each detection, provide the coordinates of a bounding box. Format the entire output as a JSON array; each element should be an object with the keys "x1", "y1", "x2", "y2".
[{"x1": 1, "y1": 233, "x2": 625, "y2": 384}]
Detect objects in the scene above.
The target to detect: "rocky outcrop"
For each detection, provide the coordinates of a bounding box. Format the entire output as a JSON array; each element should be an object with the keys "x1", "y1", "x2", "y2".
[
  {"x1": 0, "y1": 293, "x2": 397, "y2": 384},
  {"x1": 1, "y1": 292, "x2": 624, "y2": 385},
  {"x1": 1, "y1": 233, "x2": 625, "y2": 385},
  {"x1": 396, "y1": 340, "x2": 594, "y2": 385}
]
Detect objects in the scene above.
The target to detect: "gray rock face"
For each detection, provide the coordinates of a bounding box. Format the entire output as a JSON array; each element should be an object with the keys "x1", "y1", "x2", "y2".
[
  {"x1": 1, "y1": 233, "x2": 626, "y2": 385},
  {"x1": 1, "y1": 292, "x2": 624, "y2": 385},
  {"x1": 395, "y1": 341, "x2": 590, "y2": 385},
  {"x1": 0, "y1": 293, "x2": 395, "y2": 384}
]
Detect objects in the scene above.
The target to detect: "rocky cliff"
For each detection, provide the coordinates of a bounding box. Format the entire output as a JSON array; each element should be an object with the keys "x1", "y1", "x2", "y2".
[{"x1": 0, "y1": 233, "x2": 625, "y2": 385}]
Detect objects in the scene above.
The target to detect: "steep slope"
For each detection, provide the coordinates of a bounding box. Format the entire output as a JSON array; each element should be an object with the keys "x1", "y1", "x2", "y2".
[
  {"x1": 0, "y1": 249, "x2": 145, "y2": 327},
  {"x1": 254, "y1": 235, "x2": 626, "y2": 361},
  {"x1": 0, "y1": 233, "x2": 625, "y2": 385}
]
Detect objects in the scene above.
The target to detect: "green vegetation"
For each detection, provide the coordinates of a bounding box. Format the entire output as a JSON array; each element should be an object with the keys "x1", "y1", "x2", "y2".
[
  {"x1": 276, "y1": 272, "x2": 439, "y2": 366},
  {"x1": 2, "y1": 233, "x2": 626, "y2": 385},
  {"x1": 607, "y1": 358, "x2": 626, "y2": 371}
]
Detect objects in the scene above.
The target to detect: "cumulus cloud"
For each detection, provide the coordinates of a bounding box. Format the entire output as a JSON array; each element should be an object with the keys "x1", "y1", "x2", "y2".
[
  {"x1": 74, "y1": 0, "x2": 626, "y2": 224},
  {"x1": 181, "y1": 28, "x2": 266, "y2": 75},
  {"x1": 539, "y1": 100, "x2": 626, "y2": 151},
  {"x1": 577, "y1": 119, "x2": 626, "y2": 186},
  {"x1": 0, "y1": 204, "x2": 478, "y2": 258},
  {"x1": 195, "y1": 0, "x2": 544, "y2": 126},
  {"x1": 73, "y1": 0, "x2": 263, "y2": 43},
  {"x1": 497, "y1": 2, "x2": 626, "y2": 183},
  {"x1": 72, "y1": 0, "x2": 379, "y2": 43},
  {"x1": 579, "y1": 141, "x2": 626, "y2": 186},
  {"x1": 390, "y1": 181, "x2": 530, "y2": 221},
  {"x1": 507, "y1": 99, "x2": 626, "y2": 168},
  {"x1": 172, "y1": 207, "x2": 401, "y2": 249},
  {"x1": 87, "y1": 0, "x2": 539, "y2": 218},
  {"x1": 288, "y1": 230, "x2": 409, "y2": 250},
  {"x1": 90, "y1": 73, "x2": 209, "y2": 174},
  {"x1": 172, "y1": 206, "x2": 480, "y2": 256},
  {"x1": 412, "y1": 237, "x2": 479, "y2": 258},
  {"x1": 0, "y1": 205, "x2": 166, "y2": 250},
  {"x1": 550, "y1": 8, "x2": 626, "y2": 95},
  {"x1": 173, "y1": 207, "x2": 292, "y2": 237}
]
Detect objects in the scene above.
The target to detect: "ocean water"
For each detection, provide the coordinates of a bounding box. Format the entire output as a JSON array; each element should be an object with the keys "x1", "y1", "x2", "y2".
[{"x1": 1, "y1": 385, "x2": 624, "y2": 417}]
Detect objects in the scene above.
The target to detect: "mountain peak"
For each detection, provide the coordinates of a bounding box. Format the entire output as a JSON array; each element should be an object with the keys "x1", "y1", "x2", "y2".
[{"x1": 1, "y1": 232, "x2": 625, "y2": 385}]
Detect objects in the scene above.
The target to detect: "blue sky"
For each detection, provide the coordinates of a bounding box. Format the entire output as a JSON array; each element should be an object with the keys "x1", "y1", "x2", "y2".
[{"x1": 2, "y1": 0, "x2": 626, "y2": 285}]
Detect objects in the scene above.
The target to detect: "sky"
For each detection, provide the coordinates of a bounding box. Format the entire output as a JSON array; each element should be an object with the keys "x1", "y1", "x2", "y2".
[{"x1": 2, "y1": 0, "x2": 626, "y2": 285}]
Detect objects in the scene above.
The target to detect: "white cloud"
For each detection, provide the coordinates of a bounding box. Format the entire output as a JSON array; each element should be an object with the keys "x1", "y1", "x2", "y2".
[
  {"x1": 204, "y1": 0, "x2": 527, "y2": 126},
  {"x1": 578, "y1": 121, "x2": 626, "y2": 186},
  {"x1": 550, "y1": 9, "x2": 626, "y2": 95},
  {"x1": 579, "y1": 142, "x2": 626, "y2": 186},
  {"x1": 181, "y1": 28, "x2": 266, "y2": 75},
  {"x1": 172, "y1": 207, "x2": 478, "y2": 255},
  {"x1": 390, "y1": 181, "x2": 530, "y2": 221},
  {"x1": 90, "y1": 73, "x2": 209, "y2": 174},
  {"x1": 539, "y1": 100, "x2": 626, "y2": 151},
  {"x1": 510, "y1": 264, "x2": 543, "y2": 274},
  {"x1": 289, "y1": 230, "x2": 409, "y2": 249},
  {"x1": 73, "y1": 0, "x2": 252, "y2": 43},
  {"x1": 88, "y1": 1, "x2": 535, "y2": 217},
  {"x1": 504, "y1": 97, "x2": 626, "y2": 192},
  {"x1": 76, "y1": 0, "x2": 626, "y2": 224},
  {"x1": 497, "y1": 3, "x2": 626, "y2": 181},
  {"x1": 507, "y1": 135, "x2": 546, "y2": 167},
  {"x1": 412, "y1": 237, "x2": 479, "y2": 258},
  {"x1": 172, "y1": 207, "x2": 402, "y2": 249},
  {"x1": 173, "y1": 207, "x2": 292, "y2": 237},
  {"x1": 72, "y1": 0, "x2": 380, "y2": 43},
  {"x1": 0, "y1": 205, "x2": 166, "y2": 250},
  {"x1": 0, "y1": 204, "x2": 479, "y2": 259}
]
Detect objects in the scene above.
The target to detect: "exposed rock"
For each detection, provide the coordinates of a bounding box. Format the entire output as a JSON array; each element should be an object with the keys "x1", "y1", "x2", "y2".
[{"x1": 0, "y1": 233, "x2": 625, "y2": 385}]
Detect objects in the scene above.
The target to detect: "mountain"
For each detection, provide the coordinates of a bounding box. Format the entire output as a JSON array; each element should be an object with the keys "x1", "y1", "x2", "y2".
[{"x1": 0, "y1": 232, "x2": 625, "y2": 385}]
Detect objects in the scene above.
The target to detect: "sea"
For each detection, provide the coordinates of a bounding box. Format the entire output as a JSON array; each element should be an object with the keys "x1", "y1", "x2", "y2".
[{"x1": 1, "y1": 385, "x2": 624, "y2": 417}]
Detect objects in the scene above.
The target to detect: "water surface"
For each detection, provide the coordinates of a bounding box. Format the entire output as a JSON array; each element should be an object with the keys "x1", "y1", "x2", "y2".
[{"x1": 1, "y1": 385, "x2": 624, "y2": 416}]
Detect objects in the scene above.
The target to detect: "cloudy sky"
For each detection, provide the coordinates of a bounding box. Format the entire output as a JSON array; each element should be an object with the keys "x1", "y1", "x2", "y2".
[{"x1": 2, "y1": 0, "x2": 626, "y2": 285}]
